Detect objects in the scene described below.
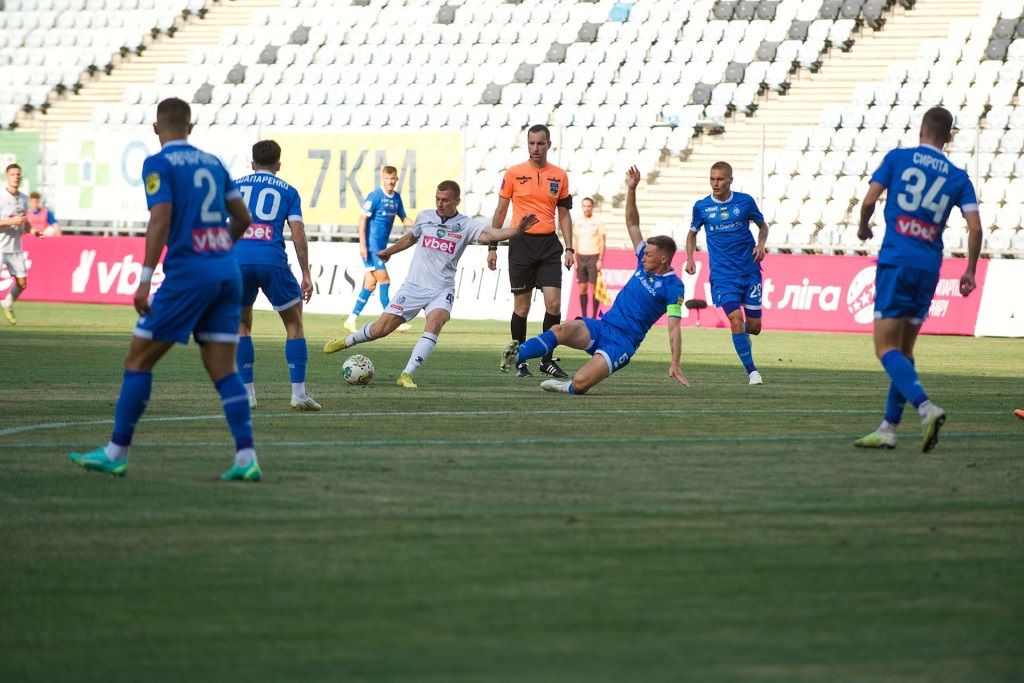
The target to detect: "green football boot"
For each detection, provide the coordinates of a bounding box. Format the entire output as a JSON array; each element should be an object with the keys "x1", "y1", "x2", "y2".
[
  {"x1": 69, "y1": 447, "x2": 127, "y2": 477},
  {"x1": 220, "y1": 457, "x2": 262, "y2": 482}
]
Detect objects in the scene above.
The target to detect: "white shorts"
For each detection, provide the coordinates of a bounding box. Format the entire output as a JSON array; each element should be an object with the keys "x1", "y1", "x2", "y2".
[
  {"x1": 383, "y1": 282, "x2": 454, "y2": 322},
  {"x1": 1, "y1": 252, "x2": 26, "y2": 278}
]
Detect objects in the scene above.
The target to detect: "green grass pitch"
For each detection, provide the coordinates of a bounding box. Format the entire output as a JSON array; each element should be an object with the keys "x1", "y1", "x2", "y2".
[{"x1": 1, "y1": 302, "x2": 1021, "y2": 682}]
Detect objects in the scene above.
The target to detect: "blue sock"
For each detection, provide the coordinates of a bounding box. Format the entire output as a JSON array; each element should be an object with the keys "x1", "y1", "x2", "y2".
[
  {"x1": 352, "y1": 287, "x2": 372, "y2": 315},
  {"x1": 732, "y1": 331, "x2": 757, "y2": 373},
  {"x1": 517, "y1": 329, "x2": 558, "y2": 363},
  {"x1": 110, "y1": 370, "x2": 153, "y2": 447},
  {"x1": 880, "y1": 349, "x2": 927, "y2": 408},
  {"x1": 379, "y1": 283, "x2": 390, "y2": 309},
  {"x1": 285, "y1": 338, "x2": 307, "y2": 383},
  {"x1": 215, "y1": 373, "x2": 254, "y2": 450},
  {"x1": 883, "y1": 358, "x2": 913, "y2": 424},
  {"x1": 237, "y1": 335, "x2": 254, "y2": 384}
]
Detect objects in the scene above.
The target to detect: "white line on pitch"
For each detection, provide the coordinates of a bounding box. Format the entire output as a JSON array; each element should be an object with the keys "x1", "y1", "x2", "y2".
[{"x1": 0, "y1": 407, "x2": 1006, "y2": 439}]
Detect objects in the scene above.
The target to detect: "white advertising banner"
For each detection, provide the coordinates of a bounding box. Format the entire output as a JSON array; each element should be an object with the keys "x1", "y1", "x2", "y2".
[
  {"x1": 974, "y1": 260, "x2": 1024, "y2": 337},
  {"x1": 253, "y1": 241, "x2": 572, "y2": 322},
  {"x1": 55, "y1": 126, "x2": 258, "y2": 222}
]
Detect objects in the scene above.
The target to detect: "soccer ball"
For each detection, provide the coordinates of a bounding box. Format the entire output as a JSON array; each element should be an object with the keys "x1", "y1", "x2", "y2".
[{"x1": 342, "y1": 354, "x2": 374, "y2": 385}]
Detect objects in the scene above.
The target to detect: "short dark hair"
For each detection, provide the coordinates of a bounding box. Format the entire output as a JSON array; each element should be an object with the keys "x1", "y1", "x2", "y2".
[
  {"x1": 582, "y1": 196, "x2": 594, "y2": 205},
  {"x1": 437, "y1": 180, "x2": 460, "y2": 197},
  {"x1": 710, "y1": 161, "x2": 733, "y2": 177},
  {"x1": 647, "y1": 235, "x2": 678, "y2": 259},
  {"x1": 5, "y1": 163, "x2": 21, "y2": 173},
  {"x1": 381, "y1": 165, "x2": 397, "y2": 175},
  {"x1": 921, "y1": 106, "x2": 954, "y2": 144},
  {"x1": 29, "y1": 191, "x2": 41, "y2": 200},
  {"x1": 156, "y1": 97, "x2": 191, "y2": 131},
  {"x1": 252, "y1": 139, "x2": 281, "y2": 167},
  {"x1": 527, "y1": 124, "x2": 551, "y2": 142}
]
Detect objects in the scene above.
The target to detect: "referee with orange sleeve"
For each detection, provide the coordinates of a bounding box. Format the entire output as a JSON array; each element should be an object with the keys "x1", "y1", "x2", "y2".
[{"x1": 488, "y1": 124, "x2": 574, "y2": 378}]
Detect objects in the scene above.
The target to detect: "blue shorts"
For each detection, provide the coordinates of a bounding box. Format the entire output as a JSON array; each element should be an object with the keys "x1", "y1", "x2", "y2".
[
  {"x1": 873, "y1": 264, "x2": 938, "y2": 324},
  {"x1": 240, "y1": 263, "x2": 302, "y2": 311},
  {"x1": 711, "y1": 272, "x2": 763, "y2": 311},
  {"x1": 581, "y1": 317, "x2": 637, "y2": 374},
  {"x1": 363, "y1": 238, "x2": 389, "y2": 270},
  {"x1": 134, "y1": 275, "x2": 242, "y2": 345}
]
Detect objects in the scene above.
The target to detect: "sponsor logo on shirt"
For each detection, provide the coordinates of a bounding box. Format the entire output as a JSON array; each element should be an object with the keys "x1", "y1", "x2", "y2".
[
  {"x1": 516, "y1": 175, "x2": 531, "y2": 184},
  {"x1": 145, "y1": 172, "x2": 160, "y2": 196},
  {"x1": 241, "y1": 223, "x2": 274, "y2": 241},
  {"x1": 422, "y1": 234, "x2": 456, "y2": 254},
  {"x1": 895, "y1": 215, "x2": 940, "y2": 243},
  {"x1": 192, "y1": 226, "x2": 233, "y2": 252}
]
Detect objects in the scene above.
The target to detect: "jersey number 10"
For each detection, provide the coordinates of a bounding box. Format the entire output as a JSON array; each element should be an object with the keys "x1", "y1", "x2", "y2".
[{"x1": 238, "y1": 186, "x2": 282, "y2": 222}]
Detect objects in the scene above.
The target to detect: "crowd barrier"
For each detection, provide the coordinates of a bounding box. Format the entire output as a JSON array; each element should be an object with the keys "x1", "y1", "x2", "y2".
[{"x1": 4, "y1": 235, "x2": 1021, "y2": 337}]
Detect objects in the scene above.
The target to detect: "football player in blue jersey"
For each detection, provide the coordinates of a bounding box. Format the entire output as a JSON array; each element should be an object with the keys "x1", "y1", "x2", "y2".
[
  {"x1": 686, "y1": 161, "x2": 769, "y2": 385},
  {"x1": 69, "y1": 98, "x2": 260, "y2": 481},
  {"x1": 504, "y1": 166, "x2": 689, "y2": 394},
  {"x1": 234, "y1": 140, "x2": 320, "y2": 412},
  {"x1": 343, "y1": 165, "x2": 414, "y2": 333},
  {"x1": 854, "y1": 107, "x2": 982, "y2": 452}
]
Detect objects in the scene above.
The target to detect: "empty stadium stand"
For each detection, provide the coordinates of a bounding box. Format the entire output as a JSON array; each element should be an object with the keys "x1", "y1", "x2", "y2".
[{"x1": 1, "y1": 0, "x2": 1021, "y2": 257}]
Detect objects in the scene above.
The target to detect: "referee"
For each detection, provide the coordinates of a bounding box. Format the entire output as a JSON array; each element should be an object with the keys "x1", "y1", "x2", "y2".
[{"x1": 488, "y1": 124, "x2": 574, "y2": 378}]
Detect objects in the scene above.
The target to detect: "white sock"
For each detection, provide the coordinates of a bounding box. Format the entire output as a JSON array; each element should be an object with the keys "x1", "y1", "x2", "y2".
[
  {"x1": 403, "y1": 332, "x2": 438, "y2": 374},
  {"x1": 345, "y1": 322, "x2": 375, "y2": 347},
  {"x1": 917, "y1": 400, "x2": 934, "y2": 419},
  {"x1": 878, "y1": 420, "x2": 896, "y2": 433},
  {"x1": 291, "y1": 381, "x2": 306, "y2": 398},
  {"x1": 244, "y1": 382, "x2": 256, "y2": 400},
  {"x1": 234, "y1": 447, "x2": 256, "y2": 468},
  {"x1": 103, "y1": 442, "x2": 128, "y2": 461},
  {"x1": 7, "y1": 284, "x2": 23, "y2": 304}
]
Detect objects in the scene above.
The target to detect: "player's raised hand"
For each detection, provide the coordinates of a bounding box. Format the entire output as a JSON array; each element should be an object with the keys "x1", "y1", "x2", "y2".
[
  {"x1": 959, "y1": 269, "x2": 977, "y2": 297},
  {"x1": 669, "y1": 365, "x2": 690, "y2": 388},
  {"x1": 133, "y1": 281, "x2": 152, "y2": 315},
  {"x1": 625, "y1": 166, "x2": 641, "y2": 190},
  {"x1": 752, "y1": 243, "x2": 766, "y2": 263}
]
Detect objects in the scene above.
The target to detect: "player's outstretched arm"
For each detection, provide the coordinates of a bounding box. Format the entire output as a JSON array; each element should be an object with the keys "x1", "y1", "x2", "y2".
[
  {"x1": 486, "y1": 196, "x2": 511, "y2": 271},
  {"x1": 480, "y1": 214, "x2": 539, "y2": 244},
  {"x1": 667, "y1": 316, "x2": 689, "y2": 387},
  {"x1": 858, "y1": 182, "x2": 885, "y2": 241},
  {"x1": 378, "y1": 230, "x2": 417, "y2": 262},
  {"x1": 624, "y1": 166, "x2": 643, "y2": 250},
  {"x1": 960, "y1": 210, "x2": 983, "y2": 296}
]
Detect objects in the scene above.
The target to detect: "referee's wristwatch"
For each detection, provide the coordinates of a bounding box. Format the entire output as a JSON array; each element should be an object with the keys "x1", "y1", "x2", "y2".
[{"x1": 564, "y1": 248, "x2": 575, "y2": 253}]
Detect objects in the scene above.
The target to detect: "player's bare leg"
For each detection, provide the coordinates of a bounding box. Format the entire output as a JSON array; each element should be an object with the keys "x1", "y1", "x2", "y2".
[
  {"x1": 279, "y1": 304, "x2": 320, "y2": 411},
  {"x1": 397, "y1": 308, "x2": 448, "y2": 388},
  {"x1": 727, "y1": 307, "x2": 762, "y2": 384},
  {"x1": 325, "y1": 312, "x2": 405, "y2": 354},
  {"x1": 345, "y1": 270, "x2": 380, "y2": 332}
]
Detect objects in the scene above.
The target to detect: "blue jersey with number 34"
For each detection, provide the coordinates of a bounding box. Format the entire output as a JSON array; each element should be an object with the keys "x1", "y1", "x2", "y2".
[
  {"x1": 870, "y1": 144, "x2": 978, "y2": 274},
  {"x1": 141, "y1": 140, "x2": 240, "y2": 282}
]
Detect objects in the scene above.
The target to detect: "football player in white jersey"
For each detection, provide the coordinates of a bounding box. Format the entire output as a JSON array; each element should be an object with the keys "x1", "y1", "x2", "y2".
[
  {"x1": 0, "y1": 164, "x2": 36, "y2": 325},
  {"x1": 324, "y1": 180, "x2": 537, "y2": 387}
]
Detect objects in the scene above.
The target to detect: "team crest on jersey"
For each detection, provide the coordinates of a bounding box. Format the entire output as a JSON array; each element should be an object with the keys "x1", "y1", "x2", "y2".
[
  {"x1": 548, "y1": 179, "x2": 560, "y2": 196},
  {"x1": 145, "y1": 172, "x2": 160, "y2": 196},
  {"x1": 437, "y1": 228, "x2": 446, "y2": 238},
  {"x1": 732, "y1": 206, "x2": 741, "y2": 217},
  {"x1": 719, "y1": 209, "x2": 729, "y2": 219}
]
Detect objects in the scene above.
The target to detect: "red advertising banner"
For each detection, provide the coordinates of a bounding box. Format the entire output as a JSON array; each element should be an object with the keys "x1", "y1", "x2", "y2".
[
  {"x1": 0, "y1": 235, "x2": 164, "y2": 305},
  {"x1": 566, "y1": 250, "x2": 988, "y2": 336}
]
